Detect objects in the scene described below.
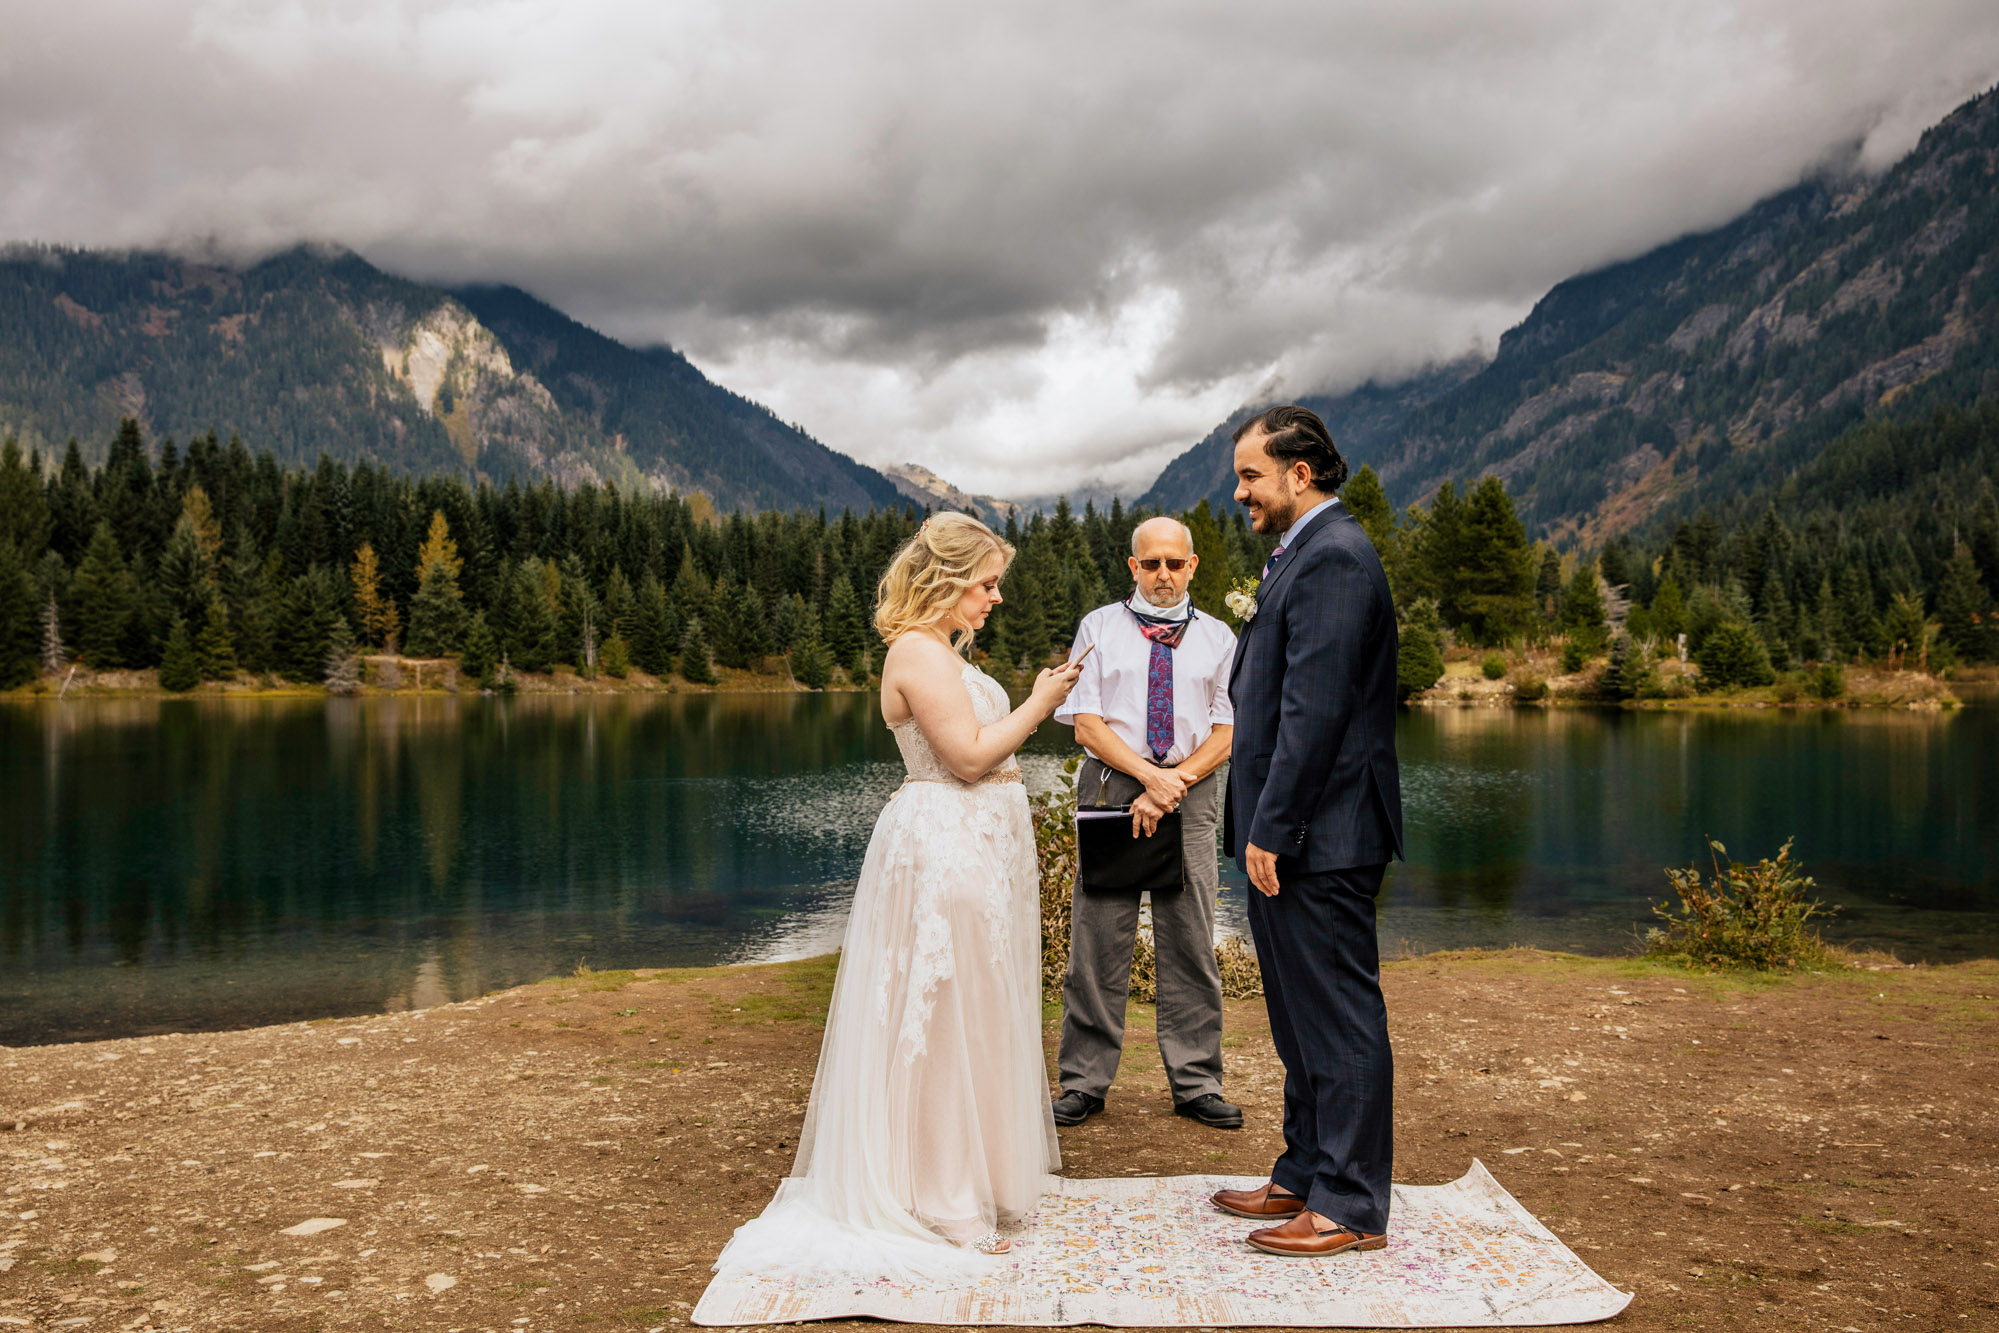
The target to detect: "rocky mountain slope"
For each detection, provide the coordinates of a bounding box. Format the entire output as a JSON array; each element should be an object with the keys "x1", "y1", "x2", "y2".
[
  {"x1": 0, "y1": 245, "x2": 907, "y2": 514},
  {"x1": 1143, "y1": 85, "x2": 1999, "y2": 544}
]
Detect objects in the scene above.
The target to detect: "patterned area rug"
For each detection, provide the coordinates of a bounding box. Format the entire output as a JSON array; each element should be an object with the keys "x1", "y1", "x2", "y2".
[{"x1": 693, "y1": 1161, "x2": 1631, "y2": 1327}]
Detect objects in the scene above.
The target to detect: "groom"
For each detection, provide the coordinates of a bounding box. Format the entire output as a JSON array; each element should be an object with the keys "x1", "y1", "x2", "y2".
[{"x1": 1212, "y1": 405, "x2": 1404, "y2": 1258}]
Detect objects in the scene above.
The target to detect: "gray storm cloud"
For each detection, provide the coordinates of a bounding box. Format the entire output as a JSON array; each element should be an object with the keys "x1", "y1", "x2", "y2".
[{"x1": 4, "y1": 0, "x2": 1998, "y2": 497}]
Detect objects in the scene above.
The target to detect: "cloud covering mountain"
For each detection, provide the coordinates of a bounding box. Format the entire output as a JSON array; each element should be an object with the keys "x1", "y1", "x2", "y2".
[{"x1": 5, "y1": 1, "x2": 1999, "y2": 497}]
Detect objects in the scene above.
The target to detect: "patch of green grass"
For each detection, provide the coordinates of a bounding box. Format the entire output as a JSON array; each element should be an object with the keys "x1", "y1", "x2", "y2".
[
  {"x1": 616, "y1": 1007, "x2": 639, "y2": 1016},
  {"x1": 590, "y1": 1076, "x2": 614, "y2": 1085},
  {"x1": 44, "y1": 1257, "x2": 104, "y2": 1276},
  {"x1": 499, "y1": 1280, "x2": 551, "y2": 1299},
  {"x1": 538, "y1": 963, "x2": 640, "y2": 993},
  {"x1": 619, "y1": 1306, "x2": 672, "y2": 1325}
]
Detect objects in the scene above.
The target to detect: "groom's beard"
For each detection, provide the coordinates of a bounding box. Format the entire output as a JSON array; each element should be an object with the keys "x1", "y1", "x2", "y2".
[{"x1": 1256, "y1": 493, "x2": 1299, "y2": 534}]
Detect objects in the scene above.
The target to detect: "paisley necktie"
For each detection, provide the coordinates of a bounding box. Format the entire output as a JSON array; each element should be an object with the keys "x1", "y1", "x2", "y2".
[{"x1": 1130, "y1": 610, "x2": 1190, "y2": 763}]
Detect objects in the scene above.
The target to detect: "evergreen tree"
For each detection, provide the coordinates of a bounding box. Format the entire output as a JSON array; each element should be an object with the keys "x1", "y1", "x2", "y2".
[
  {"x1": 708, "y1": 573, "x2": 747, "y2": 669},
  {"x1": 460, "y1": 610, "x2": 498, "y2": 684},
  {"x1": 195, "y1": 593, "x2": 238, "y2": 680},
  {"x1": 1696, "y1": 622, "x2": 1775, "y2": 690},
  {"x1": 1182, "y1": 499, "x2": 1233, "y2": 618},
  {"x1": 226, "y1": 528, "x2": 278, "y2": 675},
  {"x1": 1339, "y1": 465, "x2": 1396, "y2": 561},
  {"x1": 1969, "y1": 480, "x2": 1999, "y2": 600},
  {"x1": 1455, "y1": 477, "x2": 1537, "y2": 645},
  {"x1": 157, "y1": 512, "x2": 215, "y2": 627},
  {"x1": 771, "y1": 591, "x2": 805, "y2": 654},
  {"x1": 0, "y1": 540, "x2": 37, "y2": 689},
  {"x1": 1600, "y1": 633, "x2": 1657, "y2": 701},
  {"x1": 0, "y1": 438, "x2": 52, "y2": 558},
  {"x1": 824, "y1": 574, "x2": 868, "y2": 680},
  {"x1": 405, "y1": 511, "x2": 468, "y2": 656},
  {"x1": 738, "y1": 582, "x2": 774, "y2": 665},
  {"x1": 277, "y1": 567, "x2": 343, "y2": 681},
  {"x1": 1559, "y1": 565, "x2": 1608, "y2": 655},
  {"x1": 790, "y1": 616, "x2": 833, "y2": 690},
  {"x1": 35, "y1": 550, "x2": 67, "y2": 676},
  {"x1": 678, "y1": 615, "x2": 715, "y2": 684},
  {"x1": 1649, "y1": 576, "x2": 1687, "y2": 644},
  {"x1": 158, "y1": 617, "x2": 201, "y2": 692},
  {"x1": 323, "y1": 617, "x2": 361, "y2": 695},
  {"x1": 601, "y1": 633, "x2": 632, "y2": 679},
  {"x1": 1534, "y1": 548, "x2": 1563, "y2": 622},
  {"x1": 69, "y1": 520, "x2": 133, "y2": 668},
  {"x1": 1406, "y1": 480, "x2": 1466, "y2": 616},
  {"x1": 1883, "y1": 591, "x2": 1929, "y2": 667},
  {"x1": 602, "y1": 566, "x2": 635, "y2": 642},
  {"x1": 1394, "y1": 597, "x2": 1444, "y2": 702},
  {"x1": 1933, "y1": 541, "x2": 1993, "y2": 662},
  {"x1": 631, "y1": 573, "x2": 674, "y2": 677}
]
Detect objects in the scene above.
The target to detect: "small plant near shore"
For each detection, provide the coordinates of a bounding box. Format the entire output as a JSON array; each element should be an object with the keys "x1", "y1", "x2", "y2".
[
  {"x1": 1509, "y1": 669, "x2": 1547, "y2": 701},
  {"x1": 1645, "y1": 837, "x2": 1838, "y2": 972},
  {"x1": 1808, "y1": 661, "x2": 1847, "y2": 700},
  {"x1": 1481, "y1": 652, "x2": 1507, "y2": 680}
]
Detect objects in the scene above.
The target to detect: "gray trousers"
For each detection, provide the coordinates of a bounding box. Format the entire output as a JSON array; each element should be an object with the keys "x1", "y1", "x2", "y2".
[{"x1": 1058, "y1": 757, "x2": 1225, "y2": 1104}]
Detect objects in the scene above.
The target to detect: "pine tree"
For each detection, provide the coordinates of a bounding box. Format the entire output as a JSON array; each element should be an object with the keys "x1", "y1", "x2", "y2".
[
  {"x1": 1934, "y1": 541, "x2": 1993, "y2": 663},
  {"x1": 195, "y1": 593, "x2": 238, "y2": 680},
  {"x1": 278, "y1": 568, "x2": 343, "y2": 681},
  {"x1": 678, "y1": 615, "x2": 715, "y2": 685},
  {"x1": 0, "y1": 438, "x2": 52, "y2": 559},
  {"x1": 459, "y1": 610, "x2": 498, "y2": 684},
  {"x1": 631, "y1": 573, "x2": 674, "y2": 677},
  {"x1": 1455, "y1": 477, "x2": 1537, "y2": 645},
  {"x1": 0, "y1": 540, "x2": 37, "y2": 689},
  {"x1": 1406, "y1": 480, "x2": 1466, "y2": 616},
  {"x1": 323, "y1": 617, "x2": 361, "y2": 696},
  {"x1": 1534, "y1": 548, "x2": 1563, "y2": 622},
  {"x1": 824, "y1": 574, "x2": 867, "y2": 680},
  {"x1": 1339, "y1": 465, "x2": 1396, "y2": 556},
  {"x1": 738, "y1": 583, "x2": 773, "y2": 666},
  {"x1": 790, "y1": 616, "x2": 833, "y2": 690},
  {"x1": 1600, "y1": 633, "x2": 1657, "y2": 701},
  {"x1": 601, "y1": 633, "x2": 632, "y2": 679},
  {"x1": 69, "y1": 520, "x2": 133, "y2": 669},
  {"x1": 1394, "y1": 597, "x2": 1444, "y2": 702},
  {"x1": 158, "y1": 513, "x2": 216, "y2": 628},
  {"x1": 1560, "y1": 566, "x2": 1608, "y2": 655},
  {"x1": 40, "y1": 589, "x2": 66, "y2": 677},
  {"x1": 1182, "y1": 499, "x2": 1233, "y2": 618},
  {"x1": 771, "y1": 591, "x2": 805, "y2": 654},
  {"x1": 1883, "y1": 592, "x2": 1928, "y2": 668},
  {"x1": 405, "y1": 562, "x2": 469, "y2": 657},
  {"x1": 1696, "y1": 622, "x2": 1775, "y2": 690},
  {"x1": 602, "y1": 566, "x2": 635, "y2": 642},
  {"x1": 157, "y1": 617, "x2": 200, "y2": 692}
]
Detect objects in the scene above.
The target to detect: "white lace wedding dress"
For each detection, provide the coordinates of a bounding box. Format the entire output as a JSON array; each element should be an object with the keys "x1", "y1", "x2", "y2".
[{"x1": 711, "y1": 663, "x2": 1059, "y2": 1281}]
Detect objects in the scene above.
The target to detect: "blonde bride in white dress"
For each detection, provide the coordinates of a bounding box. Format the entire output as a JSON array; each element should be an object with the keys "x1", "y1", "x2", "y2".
[{"x1": 711, "y1": 513, "x2": 1083, "y2": 1281}]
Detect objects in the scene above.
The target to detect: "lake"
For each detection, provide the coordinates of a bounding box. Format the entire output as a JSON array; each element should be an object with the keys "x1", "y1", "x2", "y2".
[{"x1": 3, "y1": 691, "x2": 1995, "y2": 1045}]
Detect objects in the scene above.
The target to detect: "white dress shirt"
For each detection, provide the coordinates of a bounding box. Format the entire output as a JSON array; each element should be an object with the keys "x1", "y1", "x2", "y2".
[
  {"x1": 1055, "y1": 597, "x2": 1237, "y2": 766},
  {"x1": 1278, "y1": 496, "x2": 1341, "y2": 552}
]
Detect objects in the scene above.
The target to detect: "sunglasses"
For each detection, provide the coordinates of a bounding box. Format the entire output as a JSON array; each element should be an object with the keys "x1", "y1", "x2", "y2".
[{"x1": 1135, "y1": 558, "x2": 1190, "y2": 571}]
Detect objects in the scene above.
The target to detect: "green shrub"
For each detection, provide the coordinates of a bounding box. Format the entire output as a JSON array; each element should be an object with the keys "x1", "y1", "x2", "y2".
[
  {"x1": 601, "y1": 633, "x2": 631, "y2": 679},
  {"x1": 1396, "y1": 630, "x2": 1444, "y2": 701},
  {"x1": 1508, "y1": 670, "x2": 1547, "y2": 701},
  {"x1": 158, "y1": 617, "x2": 200, "y2": 692},
  {"x1": 1559, "y1": 639, "x2": 1587, "y2": 673},
  {"x1": 1480, "y1": 652, "x2": 1507, "y2": 680},
  {"x1": 1808, "y1": 660, "x2": 1846, "y2": 700},
  {"x1": 1645, "y1": 837, "x2": 1838, "y2": 972},
  {"x1": 1695, "y1": 621, "x2": 1775, "y2": 690}
]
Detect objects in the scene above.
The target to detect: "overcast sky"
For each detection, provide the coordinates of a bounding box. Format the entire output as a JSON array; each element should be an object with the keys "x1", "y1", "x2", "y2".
[{"x1": 5, "y1": 2, "x2": 1998, "y2": 499}]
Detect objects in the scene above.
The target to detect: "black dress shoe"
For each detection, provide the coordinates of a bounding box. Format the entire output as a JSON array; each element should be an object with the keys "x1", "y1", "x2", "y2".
[
  {"x1": 1050, "y1": 1090, "x2": 1106, "y2": 1126},
  {"x1": 1173, "y1": 1092, "x2": 1243, "y2": 1129}
]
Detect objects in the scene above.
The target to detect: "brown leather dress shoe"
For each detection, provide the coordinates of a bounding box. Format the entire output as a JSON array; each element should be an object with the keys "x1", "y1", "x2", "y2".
[
  {"x1": 1245, "y1": 1211, "x2": 1388, "y2": 1258},
  {"x1": 1210, "y1": 1181, "x2": 1306, "y2": 1220}
]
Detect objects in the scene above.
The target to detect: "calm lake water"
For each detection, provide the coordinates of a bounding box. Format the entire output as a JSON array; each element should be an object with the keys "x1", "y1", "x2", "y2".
[{"x1": 3, "y1": 692, "x2": 1995, "y2": 1045}]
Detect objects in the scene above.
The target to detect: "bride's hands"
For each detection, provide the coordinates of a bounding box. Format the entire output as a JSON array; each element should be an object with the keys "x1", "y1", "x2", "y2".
[{"x1": 1028, "y1": 658, "x2": 1085, "y2": 716}]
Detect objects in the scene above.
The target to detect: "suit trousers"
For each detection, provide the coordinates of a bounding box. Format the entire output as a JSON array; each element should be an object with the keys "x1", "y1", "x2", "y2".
[
  {"x1": 1057, "y1": 759, "x2": 1224, "y2": 1105},
  {"x1": 1247, "y1": 860, "x2": 1393, "y2": 1234}
]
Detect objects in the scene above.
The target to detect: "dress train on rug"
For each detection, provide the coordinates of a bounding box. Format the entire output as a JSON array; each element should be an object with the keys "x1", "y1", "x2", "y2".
[{"x1": 693, "y1": 1160, "x2": 1631, "y2": 1327}]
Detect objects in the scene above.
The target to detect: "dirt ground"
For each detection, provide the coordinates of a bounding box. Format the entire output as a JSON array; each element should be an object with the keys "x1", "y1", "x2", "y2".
[{"x1": 2, "y1": 950, "x2": 1994, "y2": 1333}]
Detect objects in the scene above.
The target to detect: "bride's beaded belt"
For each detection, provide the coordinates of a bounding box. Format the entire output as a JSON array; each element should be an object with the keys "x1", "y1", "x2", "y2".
[{"x1": 899, "y1": 767, "x2": 1024, "y2": 790}]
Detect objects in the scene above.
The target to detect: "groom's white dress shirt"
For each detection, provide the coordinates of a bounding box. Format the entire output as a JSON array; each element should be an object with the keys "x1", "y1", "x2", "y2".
[{"x1": 1055, "y1": 592, "x2": 1236, "y2": 767}]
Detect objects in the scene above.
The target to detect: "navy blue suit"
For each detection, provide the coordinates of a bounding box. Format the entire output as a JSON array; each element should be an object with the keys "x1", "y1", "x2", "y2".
[{"x1": 1224, "y1": 501, "x2": 1402, "y2": 1235}]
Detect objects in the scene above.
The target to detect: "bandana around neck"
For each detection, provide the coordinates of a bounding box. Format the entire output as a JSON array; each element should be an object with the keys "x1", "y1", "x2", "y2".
[{"x1": 1126, "y1": 590, "x2": 1192, "y2": 623}]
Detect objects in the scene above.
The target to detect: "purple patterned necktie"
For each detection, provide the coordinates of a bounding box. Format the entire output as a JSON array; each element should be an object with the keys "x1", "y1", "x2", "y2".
[
  {"x1": 1130, "y1": 609, "x2": 1190, "y2": 763},
  {"x1": 1260, "y1": 543, "x2": 1286, "y2": 581}
]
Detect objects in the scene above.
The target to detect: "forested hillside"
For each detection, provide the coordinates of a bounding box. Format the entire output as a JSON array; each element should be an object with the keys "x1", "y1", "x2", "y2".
[
  {"x1": 0, "y1": 245, "x2": 905, "y2": 514},
  {"x1": 1144, "y1": 85, "x2": 1999, "y2": 547}
]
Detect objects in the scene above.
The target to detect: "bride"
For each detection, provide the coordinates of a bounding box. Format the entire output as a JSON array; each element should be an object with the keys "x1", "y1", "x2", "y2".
[{"x1": 711, "y1": 513, "x2": 1084, "y2": 1279}]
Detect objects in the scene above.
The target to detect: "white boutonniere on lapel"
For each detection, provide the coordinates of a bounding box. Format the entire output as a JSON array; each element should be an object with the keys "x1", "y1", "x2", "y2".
[{"x1": 1224, "y1": 576, "x2": 1261, "y2": 622}]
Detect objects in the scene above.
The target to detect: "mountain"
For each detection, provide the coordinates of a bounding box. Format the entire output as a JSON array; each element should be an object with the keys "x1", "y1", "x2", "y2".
[
  {"x1": 1143, "y1": 85, "x2": 1999, "y2": 545},
  {"x1": 878, "y1": 462, "x2": 1019, "y2": 524},
  {"x1": 0, "y1": 244, "x2": 908, "y2": 513}
]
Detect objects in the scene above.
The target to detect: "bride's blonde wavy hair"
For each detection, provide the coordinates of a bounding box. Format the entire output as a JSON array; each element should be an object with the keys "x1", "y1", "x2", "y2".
[{"x1": 874, "y1": 512, "x2": 1016, "y2": 652}]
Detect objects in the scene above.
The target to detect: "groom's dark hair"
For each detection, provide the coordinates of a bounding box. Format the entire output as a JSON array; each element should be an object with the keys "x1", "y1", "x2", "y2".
[{"x1": 1233, "y1": 405, "x2": 1349, "y2": 493}]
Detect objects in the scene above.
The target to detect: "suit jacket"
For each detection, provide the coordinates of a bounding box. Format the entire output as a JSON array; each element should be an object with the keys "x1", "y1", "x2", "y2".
[{"x1": 1224, "y1": 504, "x2": 1404, "y2": 872}]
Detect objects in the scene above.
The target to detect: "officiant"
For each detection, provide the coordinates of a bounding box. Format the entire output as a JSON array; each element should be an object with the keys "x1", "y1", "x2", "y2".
[{"x1": 1052, "y1": 516, "x2": 1241, "y2": 1131}]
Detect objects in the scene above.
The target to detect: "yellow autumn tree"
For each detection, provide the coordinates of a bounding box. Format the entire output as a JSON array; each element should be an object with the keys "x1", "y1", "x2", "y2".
[
  {"x1": 180, "y1": 486, "x2": 224, "y2": 560},
  {"x1": 350, "y1": 542, "x2": 401, "y2": 648},
  {"x1": 415, "y1": 510, "x2": 463, "y2": 581}
]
